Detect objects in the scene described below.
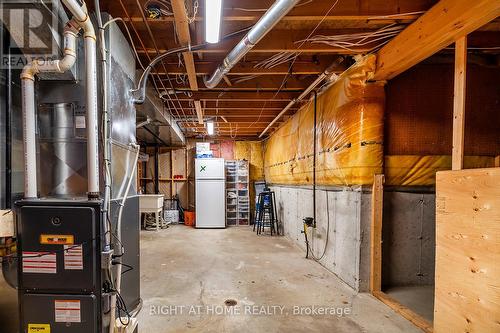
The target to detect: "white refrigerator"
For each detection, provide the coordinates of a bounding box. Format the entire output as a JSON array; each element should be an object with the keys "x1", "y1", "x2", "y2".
[{"x1": 195, "y1": 158, "x2": 226, "y2": 228}]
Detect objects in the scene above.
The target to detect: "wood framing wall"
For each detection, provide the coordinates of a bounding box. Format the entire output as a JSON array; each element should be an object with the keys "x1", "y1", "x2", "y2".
[
  {"x1": 385, "y1": 60, "x2": 500, "y2": 157},
  {"x1": 435, "y1": 168, "x2": 500, "y2": 332}
]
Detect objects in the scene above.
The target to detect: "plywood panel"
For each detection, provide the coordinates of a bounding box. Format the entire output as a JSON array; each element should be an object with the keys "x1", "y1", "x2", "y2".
[{"x1": 435, "y1": 167, "x2": 500, "y2": 333}]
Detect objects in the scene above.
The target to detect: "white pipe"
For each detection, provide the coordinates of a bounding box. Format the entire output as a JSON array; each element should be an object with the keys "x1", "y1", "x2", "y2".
[
  {"x1": 204, "y1": 0, "x2": 300, "y2": 88},
  {"x1": 20, "y1": 76, "x2": 37, "y2": 198},
  {"x1": 20, "y1": 20, "x2": 79, "y2": 198},
  {"x1": 61, "y1": 0, "x2": 99, "y2": 198},
  {"x1": 109, "y1": 144, "x2": 140, "y2": 333},
  {"x1": 84, "y1": 36, "x2": 100, "y2": 196}
]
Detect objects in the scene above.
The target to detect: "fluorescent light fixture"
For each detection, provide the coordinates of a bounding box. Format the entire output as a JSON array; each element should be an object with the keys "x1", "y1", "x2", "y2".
[
  {"x1": 206, "y1": 121, "x2": 215, "y2": 135},
  {"x1": 205, "y1": 0, "x2": 223, "y2": 43}
]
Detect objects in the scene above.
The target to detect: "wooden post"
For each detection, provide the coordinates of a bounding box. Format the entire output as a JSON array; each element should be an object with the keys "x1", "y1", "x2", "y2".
[
  {"x1": 452, "y1": 36, "x2": 467, "y2": 171},
  {"x1": 370, "y1": 174, "x2": 384, "y2": 293},
  {"x1": 495, "y1": 155, "x2": 500, "y2": 168},
  {"x1": 171, "y1": 150, "x2": 175, "y2": 198}
]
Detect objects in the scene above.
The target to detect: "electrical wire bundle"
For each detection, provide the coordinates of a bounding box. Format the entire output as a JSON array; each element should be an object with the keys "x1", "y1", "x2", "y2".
[
  {"x1": 295, "y1": 24, "x2": 406, "y2": 53},
  {"x1": 254, "y1": 52, "x2": 300, "y2": 69},
  {"x1": 144, "y1": 0, "x2": 174, "y2": 18},
  {"x1": 233, "y1": 74, "x2": 262, "y2": 84}
]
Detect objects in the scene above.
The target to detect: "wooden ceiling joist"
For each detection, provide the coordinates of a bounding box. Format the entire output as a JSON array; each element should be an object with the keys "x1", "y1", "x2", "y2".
[
  {"x1": 374, "y1": 0, "x2": 500, "y2": 80},
  {"x1": 171, "y1": 0, "x2": 198, "y2": 91}
]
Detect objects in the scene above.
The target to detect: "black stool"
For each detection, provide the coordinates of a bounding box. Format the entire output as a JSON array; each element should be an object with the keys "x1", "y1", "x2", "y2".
[{"x1": 254, "y1": 190, "x2": 279, "y2": 235}]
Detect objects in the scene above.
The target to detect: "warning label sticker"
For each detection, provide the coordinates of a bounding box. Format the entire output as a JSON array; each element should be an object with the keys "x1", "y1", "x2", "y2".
[
  {"x1": 64, "y1": 245, "x2": 83, "y2": 270},
  {"x1": 22, "y1": 252, "x2": 57, "y2": 274},
  {"x1": 55, "y1": 300, "x2": 81, "y2": 323},
  {"x1": 40, "y1": 234, "x2": 74, "y2": 245},
  {"x1": 28, "y1": 323, "x2": 50, "y2": 332}
]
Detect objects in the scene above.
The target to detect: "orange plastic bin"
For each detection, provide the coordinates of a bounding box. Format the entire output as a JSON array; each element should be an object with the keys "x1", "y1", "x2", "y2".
[{"x1": 184, "y1": 211, "x2": 195, "y2": 227}]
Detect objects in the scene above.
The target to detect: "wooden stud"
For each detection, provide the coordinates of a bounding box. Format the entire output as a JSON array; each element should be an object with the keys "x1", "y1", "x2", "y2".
[
  {"x1": 171, "y1": 150, "x2": 175, "y2": 198},
  {"x1": 374, "y1": 0, "x2": 500, "y2": 80},
  {"x1": 452, "y1": 36, "x2": 467, "y2": 171},
  {"x1": 370, "y1": 174, "x2": 384, "y2": 293}
]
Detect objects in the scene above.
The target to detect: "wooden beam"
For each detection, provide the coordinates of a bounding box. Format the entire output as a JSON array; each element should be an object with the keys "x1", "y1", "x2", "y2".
[
  {"x1": 374, "y1": 0, "x2": 500, "y2": 80},
  {"x1": 373, "y1": 291, "x2": 433, "y2": 333},
  {"x1": 370, "y1": 174, "x2": 384, "y2": 293},
  {"x1": 452, "y1": 36, "x2": 467, "y2": 171},
  {"x1": 194, "y1": 100, "x2": 203, "y2": 124},
  {"x1": 171, "y1": 0, "x2": 198, "y2": 91}
]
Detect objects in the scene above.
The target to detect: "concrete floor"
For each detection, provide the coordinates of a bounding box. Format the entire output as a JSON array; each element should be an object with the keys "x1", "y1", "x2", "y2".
[
  {"x1": 0, "y1": 225, "x2": 423, "y2": 332},
  {"x1": 138, "y1": 225, "x2": 420, "y2": 332},
  {"x1": 0, "y1": 268, "x2": 18, "y2": 333},
  {"x1": 385, "y1": 285, "x2": 435, "y2": 323}
]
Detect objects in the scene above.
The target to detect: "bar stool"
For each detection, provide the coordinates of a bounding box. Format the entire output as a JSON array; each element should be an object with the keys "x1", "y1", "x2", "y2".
[{"x1": 254, "y1": 190, "x2": 279, "y2": 235}]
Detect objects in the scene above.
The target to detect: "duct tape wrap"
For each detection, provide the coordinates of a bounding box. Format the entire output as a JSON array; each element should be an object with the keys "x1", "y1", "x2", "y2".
[{"x1": 264, "y1": 55, "x2": 384, "y2": 186}]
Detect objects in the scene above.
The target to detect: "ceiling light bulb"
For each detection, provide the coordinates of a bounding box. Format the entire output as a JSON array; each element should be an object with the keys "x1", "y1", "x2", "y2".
[{"x1": 205, "y1": 0, "x2": 223, "y2": 43}]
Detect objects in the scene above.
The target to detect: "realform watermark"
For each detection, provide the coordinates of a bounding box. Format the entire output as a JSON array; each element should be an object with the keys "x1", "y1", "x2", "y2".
[
  {"x1": 149, "y1": 304, "x2": 352, "y2": 317},
  {"x1": 0, "y1": 0, "x2": 61, "y2": 69}
]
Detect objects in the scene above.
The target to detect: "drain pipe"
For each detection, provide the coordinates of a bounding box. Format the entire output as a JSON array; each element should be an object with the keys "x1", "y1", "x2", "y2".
[
  {"x1": 203, "y1": 0, "x2": 301, "y2": 89},
  {"x1": 20, "y1": 0, "x2": 99, "y2": 199},
  {"x1": 21, "y1": 20, "x2": 80, "y2": 198},
  {"x1": 259, "y1": 58, "x2": 343, "y2": 138}
]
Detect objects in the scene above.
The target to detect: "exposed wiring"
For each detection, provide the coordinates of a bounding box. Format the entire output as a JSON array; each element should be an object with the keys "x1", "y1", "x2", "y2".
[
  {"x1": 244, "y1": 0, "x2": 342, "y2": 132},
  {"x1": 95, "y1": 0, "x2": 113, "y2": 256},
  {"x1": 366, "y1": 10, "x2": 425, "y2": 20},
  {"x1": 305, "y1": 192, "x2": 331, "y2": 262},
  {"x1": 102, "y1": 17, "x2": 146, "y2": 70},
  {"x1": 144, "y1": 0, "x2": 174, "y2": 17},
  {"x1": 109, "y1": 144, "x2": 141, "y2": 333},
  {"x1": 233, "y1": 74, "x2": 262, "y2": 84},
  {"x1": 254, "y1": 51, "x2": 300, "y2": 69},
  {"x1": 296, "y1": 24, "x2": 405, "y2": 53}
]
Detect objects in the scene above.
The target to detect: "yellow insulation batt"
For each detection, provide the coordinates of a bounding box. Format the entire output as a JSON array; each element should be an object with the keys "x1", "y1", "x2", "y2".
[
  {"x1": 235, "y1": 141, "x2": 264, "y2": 181},
  {"x1": 385, "y1": 155, "x2": 496, "y2": 186},
  {"x1": 264, "y1": 55, "x2": 385, "y2": 186}
]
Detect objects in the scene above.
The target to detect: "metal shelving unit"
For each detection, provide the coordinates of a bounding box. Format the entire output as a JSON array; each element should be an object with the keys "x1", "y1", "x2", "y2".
[{"x1": 225, "y1": 160, "x2": 249, "y2": 226}]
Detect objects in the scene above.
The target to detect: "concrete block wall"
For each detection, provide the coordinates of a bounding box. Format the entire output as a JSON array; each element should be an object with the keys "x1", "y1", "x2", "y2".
[
  {"x1": 382, "y1": 190, "x2": 436, "y2": 287},
  {"x1": 270, "y1": 185, "x2": 437, "y2": 293},
  {"x1": 270, "y1": 185, "x2": 372, "y2": 292}
]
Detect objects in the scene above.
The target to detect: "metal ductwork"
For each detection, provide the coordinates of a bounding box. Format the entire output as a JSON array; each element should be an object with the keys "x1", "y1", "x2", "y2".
[
  {"x1": 203, "y1": 0, "x2": 301, "y2": 89},
  {"x1": 21, "y1": 0, "x2": 99, "y2": 199}
]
